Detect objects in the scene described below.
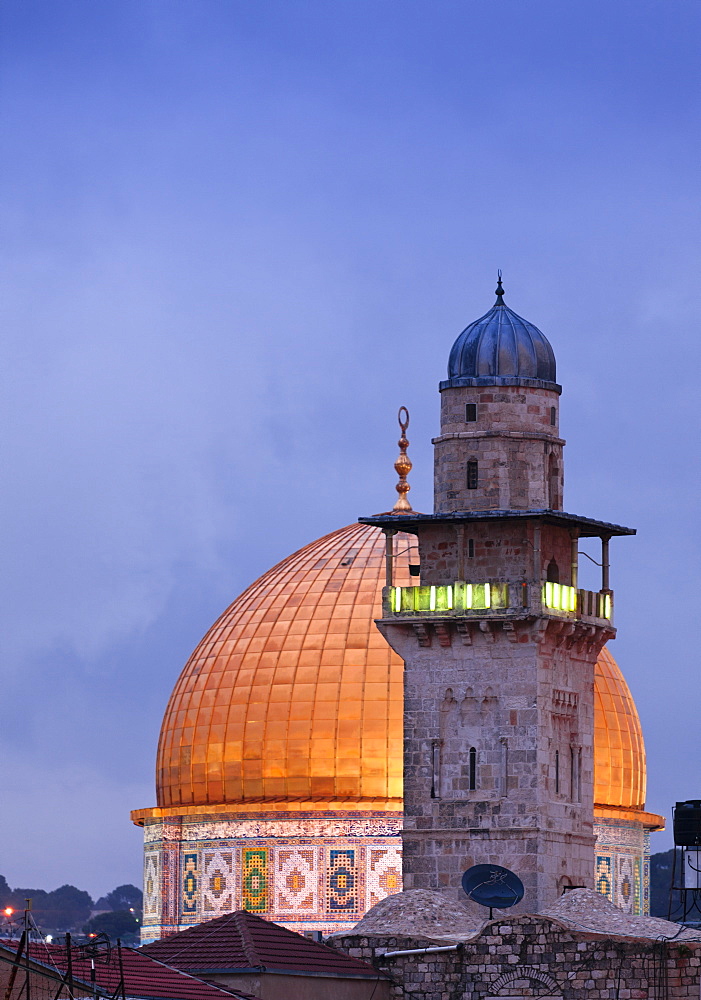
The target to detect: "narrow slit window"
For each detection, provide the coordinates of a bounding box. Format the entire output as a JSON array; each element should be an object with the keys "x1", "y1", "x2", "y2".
[
  {"x1": 550, "y1": 406, "x2": 556, "y2": 426},
  {"x1": 431, "y1": 741, "x2": 441, "y2": 799},
  {"x1": 548, "y1": 453, "x2": 558, "y2": 508},
  {"x1": 467, "y1": 461, "x2": 478, "y2": 490},
  {"x1": 577, "y1": 749, "x2": 582, "y2": 802},
  {"x1": 570, "y1": 748, "x2": 576, "y2": 802},
  {"x1": 465, "y1": 403, "x2": 477, "y2": 423},
  {"x1": 555, "y1": 749, "x2": 560, "y2": 795},
  {"x1": 468, "y1": 538, "x2": 475, "y2": 558},
  {"x1": 469, "y1": 747, "x2": 477, "y2": 790}
]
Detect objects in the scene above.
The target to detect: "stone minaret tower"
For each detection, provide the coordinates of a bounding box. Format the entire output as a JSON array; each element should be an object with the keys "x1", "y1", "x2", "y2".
[{"x1": 362, "y1": 278, "x2": 634, "y2": 913}]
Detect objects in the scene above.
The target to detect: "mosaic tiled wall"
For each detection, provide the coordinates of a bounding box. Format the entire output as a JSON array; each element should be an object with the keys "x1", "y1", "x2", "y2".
[
  {"x1": 140, "y1": 812, "x2": 403, "y2": 942},
  {"x1": 595, "y1": 818, "x2": 650, "y2": 915},
  {"x1": 141, "y1": 813, "x2": 652, "y2": 941}
]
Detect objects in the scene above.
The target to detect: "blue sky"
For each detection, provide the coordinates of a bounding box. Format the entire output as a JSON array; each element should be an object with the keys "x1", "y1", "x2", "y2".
[{"x1": 1, "y1": 0, "x2": 700, "y2": 897}]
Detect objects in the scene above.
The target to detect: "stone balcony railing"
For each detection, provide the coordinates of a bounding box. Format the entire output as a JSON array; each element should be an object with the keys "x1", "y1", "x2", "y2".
[{"x1": 382, "y1": 580, "x2": 613, "y2": 622}]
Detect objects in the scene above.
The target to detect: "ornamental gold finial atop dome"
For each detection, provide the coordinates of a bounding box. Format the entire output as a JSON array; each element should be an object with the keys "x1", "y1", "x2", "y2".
[{"x1": 392, "y1": 406, "x2": 413, "y2": 513}]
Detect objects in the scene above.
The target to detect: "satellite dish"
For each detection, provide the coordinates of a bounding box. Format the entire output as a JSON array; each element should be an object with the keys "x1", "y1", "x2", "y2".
[{"x1": 461, "y1": 864, "x2": 525, "y2": 917}]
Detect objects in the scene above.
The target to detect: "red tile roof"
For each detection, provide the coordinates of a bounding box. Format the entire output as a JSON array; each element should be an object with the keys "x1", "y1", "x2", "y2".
[
  {"x1": 2, "y1": 938, "x2": 258, "y2": 1000},
  {"x1": 142, "y1": 911, "x2": 383, "y2": 980}
]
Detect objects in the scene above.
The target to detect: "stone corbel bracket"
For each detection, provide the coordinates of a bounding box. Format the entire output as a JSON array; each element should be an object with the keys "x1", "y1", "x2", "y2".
[{"x1": 380, "y1": 615, "x2": 615, "y2": 653}]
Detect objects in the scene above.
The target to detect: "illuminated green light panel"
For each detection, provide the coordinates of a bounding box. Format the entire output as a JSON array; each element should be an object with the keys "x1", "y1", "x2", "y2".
[
  {"x1": 391, "y1": 582, "x2": 499, "y2": 613},
  {"x1": 389, "y1": 582, "x2": 610, "y2": 619}
]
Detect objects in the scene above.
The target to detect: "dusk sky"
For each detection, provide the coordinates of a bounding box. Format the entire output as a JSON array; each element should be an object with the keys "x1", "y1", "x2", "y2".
[{"x1": 2, "y1": 0, "x2": 700, "y2": 898}]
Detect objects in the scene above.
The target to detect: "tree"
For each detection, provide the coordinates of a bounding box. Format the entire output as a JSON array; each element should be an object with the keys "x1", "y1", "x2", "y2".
[
  {"x1": 83, "y1": 910, "x2": 139, "y2": 942},
  {"x1": 8, "y1": 888, "x2": 49, "y2": 913},
  {"x1": 7, "y1": 885, "x2": 94, "y2": 931},
  {"x1": 0, "y1": 875, "x2": 12, "y2": 905},
  {"x1": 43, "y1": 885, "x2": 94, "y2": 929},
  {"x1": 105, "y1": 884, "x2": 142, "y2": 916}
]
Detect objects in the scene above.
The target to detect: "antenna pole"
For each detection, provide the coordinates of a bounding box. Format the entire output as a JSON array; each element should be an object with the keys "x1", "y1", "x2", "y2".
[
  {"x1": 116, "y1": 940, "x2": 126, "y2": 1000},
  {"x1": 66, "y1": 933, "x2": 74, "y2": 1000},
  {"x1": 24, "y1": 900, "x2": 31, "y2": 1000},
  {"x1": 3, "y1": 930, "x2": 26, "y2": 1000}
]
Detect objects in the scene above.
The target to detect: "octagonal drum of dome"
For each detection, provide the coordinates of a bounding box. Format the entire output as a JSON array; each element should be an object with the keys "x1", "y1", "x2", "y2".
[{"x1": 156, "y1": 521, "x2": 652, "y2": 819}]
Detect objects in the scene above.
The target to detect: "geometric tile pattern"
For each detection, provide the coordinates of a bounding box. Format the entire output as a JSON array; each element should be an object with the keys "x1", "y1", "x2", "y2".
[
  {"x1": 242, "y1": 849, "x2": 267, "y2": 913},
  {"x1": 140, "y1": 814, "x2": 653, "y2": 941},
  {"x1": 367, "y1": 846, "x2": 402, "y2": 909},
  {"x1": 595, "y1": 818, "x2": 648, "y2": 915},
  {"x1": 328, "y1": 849, "x2": 357, "y2": 912},
  {"x1": 616, "y1": 854, "x2": 636, "y2": 914},
  {"x1": 140, "y1": 814, "x2": 403, "y2": 940},
  {"x1": 275, "y1": 848, "x2": 318, "y2": 914},
  {"x1": 143, "y1": 851, "x2": 160, "y2": 918},
  {"x1": 202, "y1": 849, "x2": 236, "y2": 916},
  {"x1": 182, "y1": 853, "x2": 198, "y2": 916},
  {"x1": 595, "y1": 855, "x2": 613, "y2": 901}
]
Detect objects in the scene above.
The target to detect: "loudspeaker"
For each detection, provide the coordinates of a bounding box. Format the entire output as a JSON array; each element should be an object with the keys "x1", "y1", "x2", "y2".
[{"x1": 674, "y1": 801, "x2": 701, "y2": 847}]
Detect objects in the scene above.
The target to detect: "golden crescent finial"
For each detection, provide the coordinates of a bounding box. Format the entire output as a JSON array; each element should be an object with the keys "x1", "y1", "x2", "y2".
[{"x1": 392, "y1": 406, "x2": 413, "y2": 513}]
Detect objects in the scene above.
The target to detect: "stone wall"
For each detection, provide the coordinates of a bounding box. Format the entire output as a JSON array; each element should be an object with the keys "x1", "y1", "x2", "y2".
[
  {"x1": 331, "y1": 914, "x2": 701, "y2": 1000},
  {"x1": 434, "y1": 385, "x2": 563, "y2": 513},
  {"x1": 381, "y1": 613, "x2": 603, "y2": 913},
  {"x1": 416, "y1": 521, "x2": 574, "y2": 587}
]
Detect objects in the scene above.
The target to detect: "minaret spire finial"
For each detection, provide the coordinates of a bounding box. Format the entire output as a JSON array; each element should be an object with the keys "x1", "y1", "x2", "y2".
[
  {"x1": 495, "y1": 269, "x2": 505, "y2": 305},
  {"x1": 392, "y1": 407, "x2": 413, "y2": 513}
]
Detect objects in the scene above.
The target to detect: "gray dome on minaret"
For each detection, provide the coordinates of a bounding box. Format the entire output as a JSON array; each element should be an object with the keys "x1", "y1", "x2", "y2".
[{"x1": 442, "y1": 277, "x2": 560, "y2": 393}]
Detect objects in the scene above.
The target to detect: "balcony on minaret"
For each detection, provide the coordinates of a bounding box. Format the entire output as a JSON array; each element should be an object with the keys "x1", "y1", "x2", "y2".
[
  {"x1": 360, "y1": 508, "x2": 633, "y2": 633},
  {"x1": 382, "y1": 578, "x2": 613, "y2": 624}
]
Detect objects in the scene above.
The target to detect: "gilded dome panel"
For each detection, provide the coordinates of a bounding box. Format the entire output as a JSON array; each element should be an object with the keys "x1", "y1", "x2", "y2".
[
  {"x1": 594, "y1": 646, "x2": 646, "y2": 810},
  {"x1": 156, "y1": 522, "x2": 647, "y2": 814},
  {"x1": 156, "y1": 523, "x2": 416, "y2": 808}
]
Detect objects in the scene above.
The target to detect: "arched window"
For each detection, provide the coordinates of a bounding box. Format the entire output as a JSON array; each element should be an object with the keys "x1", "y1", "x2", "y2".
[
  {"x1": 467, "y1": 461, "x2": 478, "y2": 490},
  {"x1": 555, "y1": 749, "x2": 560, "y2": 795},
  {"x1": 550, "y1": 406, "x2": 556, "y2": 426},
  {"x1": 469, "y1": 747, "x2": 477, "y2": 790},
  {"x1": 546, "y1": 558, "x2": 559, "y2": 583}
]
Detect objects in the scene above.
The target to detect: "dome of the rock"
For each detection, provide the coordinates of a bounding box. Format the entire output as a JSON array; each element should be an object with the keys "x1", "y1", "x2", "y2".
[
  {"x1": 133, "y1": 278, "x2": 665, "y2": 941},
  {"x1": 594, "y1": 647, "x2": 646, "y2": 810},
  {"x1": 135, "y1": 520, "x2": 663, "y2": 940},
  {"x1": 155, "y1": 521, "x2": 645, "y2": 814},
  {"x1": 155, "y1": 522, "x2": 413, "y2": 810}
]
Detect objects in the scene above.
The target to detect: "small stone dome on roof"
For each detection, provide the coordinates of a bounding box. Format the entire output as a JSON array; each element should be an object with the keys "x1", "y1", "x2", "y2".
[
  {"x1": 332, "y1": 888, "x2": 477, "y2": 941},
  {"x1": 444, "y1": 277, "x2": 559, "y2": 391}
]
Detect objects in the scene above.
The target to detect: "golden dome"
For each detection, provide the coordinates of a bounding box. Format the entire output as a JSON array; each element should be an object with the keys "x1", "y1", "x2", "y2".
[
  {"x1": 156, "y1": 523, "x2": 414, "y2": 809},
  {"x1": 155, "y1": 521, "x2": 648, "y2": 817},
  {"x1": 594, "y1": 646, "x2": 646, "y2": 810}
]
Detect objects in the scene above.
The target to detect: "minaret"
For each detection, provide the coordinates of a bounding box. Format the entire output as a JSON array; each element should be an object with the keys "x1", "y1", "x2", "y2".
[{"x1": 361, "y1": 278, "x2": 634, "y2": 913}]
